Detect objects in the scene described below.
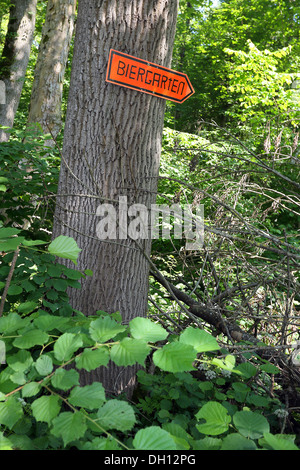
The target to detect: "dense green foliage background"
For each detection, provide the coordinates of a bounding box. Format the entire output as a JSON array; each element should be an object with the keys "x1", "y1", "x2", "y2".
[{"x1": 0, "y1": 0, "x2": 299, "y2": 451}]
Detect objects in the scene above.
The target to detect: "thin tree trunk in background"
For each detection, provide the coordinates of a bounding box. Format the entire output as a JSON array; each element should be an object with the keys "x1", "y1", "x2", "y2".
[
  {"x1": 0, "y1": 0, "x2": 37, "y2": 142},
  {"x1": 27, "y1": 0, "x2": 76, "y2": 143},
  {"x1": 53, "y1": 0, "x2": 178, "y2": 396}
]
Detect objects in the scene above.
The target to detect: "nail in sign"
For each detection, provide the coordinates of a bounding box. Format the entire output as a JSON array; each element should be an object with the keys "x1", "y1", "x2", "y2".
[{"x1": 106, "y1": 49, "x2": 194, "y2": 103}]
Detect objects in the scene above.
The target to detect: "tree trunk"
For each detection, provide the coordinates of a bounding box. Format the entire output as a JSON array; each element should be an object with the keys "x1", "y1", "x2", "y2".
[
  {"x1": 53, "y1": 0, "x2": 179, "y2": 396},
  {"x1": 27, "y1": 0, "x2": 76, "y2": 143},
  {"x1": 0, "y1": 0, "x2": 37, "y2": 142}
]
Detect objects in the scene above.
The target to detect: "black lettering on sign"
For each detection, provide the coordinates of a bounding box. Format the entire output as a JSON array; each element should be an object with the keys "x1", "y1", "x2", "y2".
[
  {"x1": 129, "y1": 65, "x2": 137, "y2": 79},
  {"x1": 145, "y1": 70, "x2": 153, "y2": 84},
  {"x1": 137, "y1": 67, "x2": 145, "y2": 82},
  {"x1": 117, "y1": 61, "x2": 126, "y2": 76}
]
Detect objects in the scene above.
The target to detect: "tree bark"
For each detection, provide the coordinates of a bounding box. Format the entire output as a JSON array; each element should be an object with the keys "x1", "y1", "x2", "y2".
[
  {"x1": 0, "y1": 0, "x2": 37, "y2": 142},
  {"x1": 27, "y1": 0, "x2": 76, "y2": 143},
  {"x1": 53, "y1": 0, "x2": 179, "y2": 395}
]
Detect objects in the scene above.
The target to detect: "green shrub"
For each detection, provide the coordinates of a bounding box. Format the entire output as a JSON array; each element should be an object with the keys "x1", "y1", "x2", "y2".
[{"x1": 0, "y1": 229, "x2": 298, "y2": 450}]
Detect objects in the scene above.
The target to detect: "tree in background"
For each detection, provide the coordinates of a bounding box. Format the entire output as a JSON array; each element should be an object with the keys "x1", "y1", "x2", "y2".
[
  {"x1": 53, "y1": 0, "x2": 179, "y2": 396},
  {"x1": 27, "y1": 0, "x2": 76, "y2": 144},
  {"x1": 0, "y1": 0, "x2": 37, "y2": 142},
  {"x1": 168, "y1": 0, "x2": 300, "y2": 133}
]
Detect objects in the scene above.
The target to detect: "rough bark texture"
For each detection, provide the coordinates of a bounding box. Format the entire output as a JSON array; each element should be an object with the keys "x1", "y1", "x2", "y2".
[
  {"x1": 0, "y1": 0, "x2": 37, "y2": 142},
  {"x1": 27, "y1": 0, "x2": 76, "y2": 142},
  {"x1": 53, "y1": 0, "x2": 179, "y2": 396}
]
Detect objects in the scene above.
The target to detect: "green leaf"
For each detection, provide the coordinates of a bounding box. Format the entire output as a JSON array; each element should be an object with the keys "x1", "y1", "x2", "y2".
[
  {"x1": 53, "y1": 333, "x2": 83, "y2": 362},
  {"x1": 96, "y1": 400, "x2": 136, "y2": 432},
  {"x1": 75, "y1": 347, "x2": 110, "y2": 371},
  {"x1": 0, "y1": 312, "x2": 27, "y2": 333},
  {"x1": 51, "y1": 411, "x2": 87, "y2": 447},
  {"x1": 0, "y1": 397, "x2": 23, "y2": 429},
  {"x1": 234, "y1": 362, "x2": 257, "y2": 378},
  {"x1": 196, "y1": 402, "x2": 231, "y2": 435},
  {"x1": 84, "y1": 269, "x2": 93, "y2": 276},
  {"x1": 0, "y1": 227, "x2": 20, "y2": 238},
  {"x1": 193, "y1": 437, "x2": 222, "y2": 450},
  {"x1": 52, "y1": 279, "x2": 68, "y2": 292},
  {"x1": 13, "y1": 329, "x2": 49, "y2": 349},
  {"x1": 35, "y1": 355, "x2": 53, "y2": 376},
  {"x1": 7, "y1": 350, "x2": 33, "y2": 372},
  {"x1": 129, "y1": 317, "x2": 168, "y2": 343},
  {"x1": 51, "y1": 368, "x2": 80, "y2": 391},
  {"x1": 179, "y1": 327, "x2": 219, "y2": 352},
  {"x1": 48, "y1": 235, "x2": 81, "y2": 265},
  {"x1": 33, "y1": 314, "x2": 69, "y2": 332},
  {"x1": 0, "y1": 431, "x2": 13, "y2": 450},
  {"x1": 259, "y1": 363, "x2": 280, "y2": 374},
  {"x1": 259, "y1": 433, "x2": 299, "y2": 450},
  {"x1": 133, "y1": 426, "x2": 177, "y2": 450},
  {"x1": 162, "y1": 422, "x2": 191, "y2": 450},
  {"x1": 110, "y1": 338, "x2": 150, "y2": 366},
  {"x1": 31, "y1": 396, "x2": 61, "y2": 424},
  {"x1": 22, "y1": 382, "x2": 41, "y2": 398},
  {"x1": 211, "y1": 355, "x2": 237, "y2": 372},
  {"x1": 233, "y1": 410, "x2": 270, "y2": 439},
  {"x1": 221, "y1": 433, "x2": 257, "y2": 450},
  {"x1": 17, "y1": 301, "x2": 38, "y2": 315},
  {"x1": 153, "y1": 342, "x2": 196, "y2": 373},
  {"x1": 68, "y1": 382, "x2": 106, "y2": 410},
  {"x1": 22, "y1": 239, "x2": 48, "y2": 247},
  {"x1": 0, "y1": 238, "x2": 23, "y2": 252},
  {"x1": 7, "y1": 285, "x2": 23, "y2": 296},
  {"x1": 89, "y1": 316, "x2": 126, "y2": 343},
  {"x1": 10, "y1": 370, "x2": 26, "y2": 385}
]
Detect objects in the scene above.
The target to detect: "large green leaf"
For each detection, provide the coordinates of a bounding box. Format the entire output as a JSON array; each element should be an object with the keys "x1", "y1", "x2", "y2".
[
  {"x1": 89, "y1": 316, "x2": 126, "y2": 343},
  {"x1": 33, "y1": 314, "x2": 70, "y2": 332},
  {"x1": 7, "y1": 350, "x2": 33, "y2": 372},
  {"x1": 196, "y1": 401, "x2": 231, "y2": 436},
  {"x1": 0, "y1": 238, "x2": 23, "y2": 252},
  {"x1": 0, "y1": 397, "x2": 23, "y2": 429},
  {"x1": 0, "y1": 227, "x2": 20, "y2": 238},
  {"x1": 17, "y1": 301, "x2": 38, "y2": 315},
  {"x1": 179, "y1": 327, "x2": 219, "y2": 353},
  {"x1": 7, "y1": 285, "x2": 23, "y2": 296},
  {"x1": 35, "y1": 355, "x2": 53, "y2": 376},
  {"x1": 110, "y1": 338, "x2": 150, "y2": 366},
  {"x1": 51, "y1": 368, "x2": 80, "y2": 391},
  {"x1": 129, "y1": 317, "x2": 168, "y2": 343},
  {"x1": 233, "y1": 410, "x2": 270, "y2": 439},
  {"x1": 193, "y1": 437, "x2": 222, "y2": 450},
  {"x1": 221, "y1": 433, "x2": 257, "y2": 450},
  {"x1": 0, "y1": 312, "x2": 28, "y2": 334},
  {"x1": 22, "y1": 382, "x2": 41, "y2": 398},
  {"x1": 75, "y1": 347, "x2": 110, "y2": 371},
  {"x1": 96, "y1": 400, "x2": 136, "y2": 432},
  {"x1": 153, "y1": 342, "x2": 196, "y2": 373},
  {"x1": 259, "y1": 433, "x2": 299, "y2": 450},
  {"x1": 31, "y1": 396, "x2": 61, "y2": 424},
  {"x1": 133, "y1": 426, "x2": 177, "y2": 450},
  {"x1": 68, "y1": 383, "x2": 106, "y2": 410},
  {"x1": 13, "y1": 328, "x2": 49, "y2": 349},
  {"x1": 53, "y1": 333, "x2": 83, "y2": 362},
  {"x1": 48, "y1": 235, "x2": 81, "y2": 264},
  {"x1": 51, "y1": 411, "x2": 87, "y2": 447}
]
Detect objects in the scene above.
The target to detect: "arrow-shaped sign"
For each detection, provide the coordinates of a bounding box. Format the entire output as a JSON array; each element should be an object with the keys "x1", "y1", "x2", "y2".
[{"x1": 106, "y1": 49, "x2": 194, "y2": 103}]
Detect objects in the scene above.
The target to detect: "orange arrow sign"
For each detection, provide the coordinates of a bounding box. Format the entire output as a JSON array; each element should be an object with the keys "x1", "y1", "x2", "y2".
[{"x1": 106, "y1": 49, "x2": 194, "y2": 103}]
